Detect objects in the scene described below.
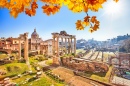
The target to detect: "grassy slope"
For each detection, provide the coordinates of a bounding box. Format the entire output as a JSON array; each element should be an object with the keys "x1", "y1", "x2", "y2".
[
  {"x1": 0, "y1": 63, "x2": 28, "y2": 79},
  {"x1": 13, "y1": 73, "x2": 65, "y2": 86}
]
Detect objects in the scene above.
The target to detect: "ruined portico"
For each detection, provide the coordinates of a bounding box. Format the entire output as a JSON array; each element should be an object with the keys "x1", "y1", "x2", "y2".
[
  {"x1": 18, "y1": 32, "x2": 31, "y2": 70},
  {"x1": 52, "y1": 31, "x2": 76, "y2": 57}
]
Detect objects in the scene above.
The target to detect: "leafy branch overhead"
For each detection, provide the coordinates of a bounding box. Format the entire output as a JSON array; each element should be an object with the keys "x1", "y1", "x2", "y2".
[{"x1": 0, "y1": 0, "x2": 119, "y2": 32}]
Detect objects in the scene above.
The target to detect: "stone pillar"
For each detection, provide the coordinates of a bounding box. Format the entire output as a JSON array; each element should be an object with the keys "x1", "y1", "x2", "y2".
[
  {"x1": 68, "y1": 38, "x2": 70, "y2": 53},
  {"x1": 53, "y1": 36, "x2": 55, "y2": 55},
  {"x1": 65, "y1": 38, "x2": 67, "y2": 54},
  {"x1": 119, "y1": 57, "x2": 121, "y2": 67},
  {"x1": 61, "y1": 37, "x2": 63, "y2": 52},
  {"x1": 129, "y1": 54, "x2": 130, "y2": 68},
  {"x1": 71, "y1": 38, "x2": 72, "y2": 53},
  {"x1": 57, "y1": 37, "x2": 59, "y2": 57},
  {"x1": 24, "y1": 33, "x2": 31, "y2": 70},
  {"x1": 74, "y1": 38, "x2": 76, "y2": 55},
  {"x1": 18, "y1": 37, "x2": 21, "y2": 59}
]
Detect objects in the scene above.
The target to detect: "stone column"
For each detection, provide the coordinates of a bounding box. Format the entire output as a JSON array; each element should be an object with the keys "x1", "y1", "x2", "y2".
[
  {"x1": 61, "y1": 37, "x2": 63, "y2": 52},
  {"x1": 53, "y1": 36, "x2": 55, "y2": 55},
  {"x1": 74, "y1": 38, "x2": 76, "y2": 55},
  {"x1": 129, "y1": 54, "x2": 130, "y2": 68},
  {"x1": 18, "y1": 37, "x2": 21, "y2": 60},
  {"x1": 24, "y1": 33, "x2": 31, "y2": 70},
  {"x1": 68, "y1": 38, "x2": 70, "y2": 53},
  {"x1": 65, "y1": 38, "x2": 67, "y2": 54},
  {"x1": 57, "y1": 37, "x2": 59, "y2": 57},
  {"x1": 71, "y1": 38, "x2": 72, "y2": 53}
]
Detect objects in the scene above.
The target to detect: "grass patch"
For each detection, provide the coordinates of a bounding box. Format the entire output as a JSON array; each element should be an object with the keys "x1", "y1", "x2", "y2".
[
  {"x1": 90, "y1": 75, "x2": 108, "y2": 82},
  {"x1": 0, "y1": 63, "x2": 29, "y2": 79},
  {"x1": 0, "y1": 54, "x2": 8, "y2": 59},
  {"x1": 12, "y1": 75, "x2": 33, "y2": 84},
  {"x1": 29, "y1": 57, "x2": 38, "y2": 65},
  {"x1": 105, "y1": 66, "x2": 113, "y2": 79},
  {"x1": 45, "y1": 59, "x2": 53, "y2": 65},
  {"x1": 13, "y1": 73, "x2": 65, "y2": 86},
  {"x1": 20, "y1": 77, "x2": 64, "y2": 86}
]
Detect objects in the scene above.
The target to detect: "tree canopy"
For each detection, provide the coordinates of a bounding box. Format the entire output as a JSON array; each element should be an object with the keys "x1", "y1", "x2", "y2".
[{"x1": 0, "y1": 0, "x2": 119, "y2": 32}]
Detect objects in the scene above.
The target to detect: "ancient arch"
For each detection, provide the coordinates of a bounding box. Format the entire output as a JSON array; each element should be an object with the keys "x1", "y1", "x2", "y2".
[
  {"x1": 111, "y1": 58, "x2": 119, "y2": 65},
  {"x1": 109, "y1": 53, "x2": 130, "y2": 68},
  {"x1": 121, "y1": 59, "x2": 129, "y2": 66}
]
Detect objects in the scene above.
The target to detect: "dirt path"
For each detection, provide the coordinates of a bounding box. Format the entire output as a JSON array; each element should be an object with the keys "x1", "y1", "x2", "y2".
[{"x1": 52, "y1": 67, "x2": 105, "y2": 86}]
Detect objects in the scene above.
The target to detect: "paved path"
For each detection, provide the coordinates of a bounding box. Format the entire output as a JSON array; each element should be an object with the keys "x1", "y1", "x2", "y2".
[
  {"x1": 112, "y1": 76, "x2": 130, "y2": 86},
  {"x1": 38, "y1": 60, "x2": 48, "y2": 67}
]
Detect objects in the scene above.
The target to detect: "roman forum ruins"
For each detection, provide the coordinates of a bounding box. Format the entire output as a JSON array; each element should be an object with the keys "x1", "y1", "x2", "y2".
[
  {"x1": 18, "y1": 32, "x2": 31, "y2": 70},
  {"x1": 52, "y1": 31, "x2": 76, "y2": 56}
]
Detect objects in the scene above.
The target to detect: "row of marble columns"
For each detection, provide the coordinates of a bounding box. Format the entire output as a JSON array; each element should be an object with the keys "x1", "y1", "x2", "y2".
[{"x1": 53, "y1": 36, "x2": 76, "y2": 56}]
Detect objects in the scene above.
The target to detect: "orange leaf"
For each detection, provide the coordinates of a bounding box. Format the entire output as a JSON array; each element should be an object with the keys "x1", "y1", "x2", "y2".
[
  {"x1": 91, "y1": 16, "x2": 96, "y2": 23},
  {"x1": 114, "y1": 0, "x2": 119, "y2": 3},
  {"x1": 42, "y1": 5, "x2": 60, "y2": 16},
  {"x1": 75, "y1": 20, "x2": 84, "y2": 30},
  {"x1": 25, "y1": 8, "x2": 32, "y2": 16},
  {"x1": 84, "y1": 15, "x2": 90, "y2": 22},
  {"x1": 93, "y1": 24, "x2": 99, "y2": 31}
]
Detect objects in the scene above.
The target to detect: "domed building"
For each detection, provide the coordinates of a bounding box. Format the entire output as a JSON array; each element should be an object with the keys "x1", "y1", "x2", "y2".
[
  {"x1": 29, "y1": 29, "x2": 43, "y2": 51},
  {"x1": 31, "y1": 29, "x2": 39, "y2": 39}
]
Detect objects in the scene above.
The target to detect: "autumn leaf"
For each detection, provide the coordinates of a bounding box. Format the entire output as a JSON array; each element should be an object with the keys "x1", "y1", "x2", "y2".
[
  {"x1": 25, "y1": 8, "x2": 32, "y2": 16},
  {"x1": 25, "y1": 1, "x2": 38, "y2": 16},
  {"x1": 31, "y1": 1, "x2": 38, "y2": 10},
  {"x1": 84, "y1": 15, "x2": 90, "y2": 22},
  {"x1": 0, "y1": 0, "x2": 114, "y2": 33},
  {"x1": 114, "y1": 0, "x2": 119, "y2": 3},
  {"x1": 91, "y1": 16, "x2": 96, "y2": 23},
  {"x1": 83, "y1": 5, "x2": 88, "y2": 12},
  {"x1": 10, "y1": 8, "x2": 18, "y2": 18},
  {"x1": 82, "y1": 21, "x2": 90, "y2": 26},
  {"x1": 75, "y1": 20, "x2": 84, "y2": 30},
  {"x1": 42, "y1": 4, "x2": 60, "y2": 16},
  {"x1": 89, "y1": 27, "x2": 94, "y2": 33},
  {"x1": 95, "y1": 20, "x2": 100, "y2": 25},
  {"x1": 93, "y1": 24, "x2": 99, "y2": 31}
]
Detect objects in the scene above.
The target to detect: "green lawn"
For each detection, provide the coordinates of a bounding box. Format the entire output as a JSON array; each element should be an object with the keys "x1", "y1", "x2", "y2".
[
  {"x1": 45, "y1": 59, "x2": 53, "y2": 65},
  {"x1": 0, "y1": 63, "x2": 29, "y2": 79},
  {"x1": 12, "y1": 73, "x2": 65, "y2": 86}
]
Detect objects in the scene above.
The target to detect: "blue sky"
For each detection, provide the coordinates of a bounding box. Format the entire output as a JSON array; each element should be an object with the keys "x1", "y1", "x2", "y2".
[{"x1": 0, "y1": 0, "x2": 130, "y2": 41}]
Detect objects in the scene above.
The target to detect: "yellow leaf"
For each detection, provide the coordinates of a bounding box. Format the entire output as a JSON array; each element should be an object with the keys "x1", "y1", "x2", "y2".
[
  {"x1": 10, "y1": 8, "x2": 18, "y2": 18},
  {"x1": 82, "y1": 21, "x2": 90, "y2": 26},
  {"x1": 89, "y1": 27, "x2": 94, "y2": 33}
]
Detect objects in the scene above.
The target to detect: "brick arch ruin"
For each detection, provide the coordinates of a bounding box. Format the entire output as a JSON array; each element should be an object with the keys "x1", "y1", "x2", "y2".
[{"x1": 109, "y1": 53, "x2": 130, "y2": 68}]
